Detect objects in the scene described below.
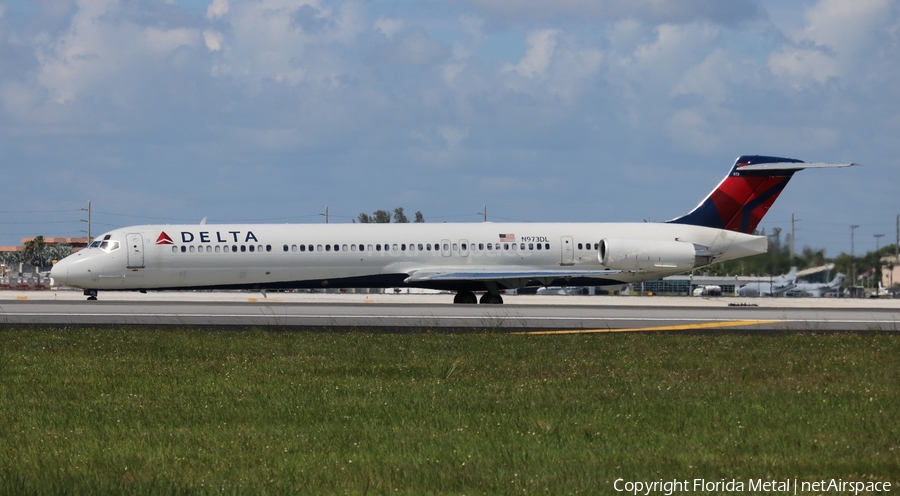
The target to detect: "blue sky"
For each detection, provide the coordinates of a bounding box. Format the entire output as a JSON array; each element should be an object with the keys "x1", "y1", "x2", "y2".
[{"x1": 1, "y1": 0, "x2": 898, "y2": 257}]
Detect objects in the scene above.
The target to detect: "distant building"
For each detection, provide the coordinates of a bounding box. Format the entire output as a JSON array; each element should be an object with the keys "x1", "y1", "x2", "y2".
[
  {"x1": 0, "y1": 237, "x2": 89, "y2": 254},
  {"x1": 881, "y1": 255, "x2": 900, "y2": 289}
]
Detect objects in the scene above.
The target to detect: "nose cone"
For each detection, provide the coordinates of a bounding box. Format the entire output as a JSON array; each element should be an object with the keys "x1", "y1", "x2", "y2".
[{"x1": 50, "y1": 258, "x2": 69, "y2": 286}]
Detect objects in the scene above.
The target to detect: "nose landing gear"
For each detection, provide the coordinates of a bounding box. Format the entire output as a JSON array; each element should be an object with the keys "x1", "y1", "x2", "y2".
[{"x1": 84, "y1": 289, "x2": 98, "y2": 301}]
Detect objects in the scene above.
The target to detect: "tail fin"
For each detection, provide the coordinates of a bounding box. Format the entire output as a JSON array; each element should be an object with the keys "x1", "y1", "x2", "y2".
[
  {"x1": 668, "y1": 155, "x2": 857, "y2": 234},
  {"x1": 830, "y1": 273, "x2": 845, "y2": 288}
]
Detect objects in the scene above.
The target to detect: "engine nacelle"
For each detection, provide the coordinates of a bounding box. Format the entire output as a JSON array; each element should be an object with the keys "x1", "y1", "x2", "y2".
[{"x1": 598, "y1": 238, "x2": 697, "y2": 271}]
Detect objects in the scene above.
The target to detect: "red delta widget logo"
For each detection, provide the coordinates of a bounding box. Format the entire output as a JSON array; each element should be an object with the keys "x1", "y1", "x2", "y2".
[{"x1": 156, "y1": 230, "x2": 260, "y2": 244}]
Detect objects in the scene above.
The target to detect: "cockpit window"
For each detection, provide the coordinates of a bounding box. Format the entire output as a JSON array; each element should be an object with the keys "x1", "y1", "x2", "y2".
[
  {"x1": 90, "y1": 240, "x2": 120, "y2": 252},
  {"x1": 89, "y1": 233, "x2": 120, "y2": 252}
]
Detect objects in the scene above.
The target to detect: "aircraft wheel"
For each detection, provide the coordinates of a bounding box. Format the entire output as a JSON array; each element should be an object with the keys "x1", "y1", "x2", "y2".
[
  {"x1": 479, "y1": 293, "x2": 503, "y2": 304},
  {"x1": 454, "y1": 291, "x2": 477, "y2": 304}
]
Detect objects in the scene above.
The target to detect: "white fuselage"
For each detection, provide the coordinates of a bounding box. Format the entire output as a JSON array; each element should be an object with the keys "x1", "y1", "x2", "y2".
[{"x1": 51, "y1": 221, "x2": 767, "y2": 292}]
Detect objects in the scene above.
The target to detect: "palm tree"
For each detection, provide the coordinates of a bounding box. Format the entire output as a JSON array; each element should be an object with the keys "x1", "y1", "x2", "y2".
[{"x1": 23, "y1": 236, "x2": 47, "y2": 268}]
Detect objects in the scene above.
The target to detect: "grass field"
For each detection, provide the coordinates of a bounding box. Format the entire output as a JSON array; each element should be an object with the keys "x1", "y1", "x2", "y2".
[{"x1": 0, "y1": 328, "x2": 898, "y2": 494}]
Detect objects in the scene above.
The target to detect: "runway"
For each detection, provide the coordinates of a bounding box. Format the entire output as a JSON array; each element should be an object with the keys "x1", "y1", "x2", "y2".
[{"x1": 2, "y1": 290, "x2": 899, "y2": 332}]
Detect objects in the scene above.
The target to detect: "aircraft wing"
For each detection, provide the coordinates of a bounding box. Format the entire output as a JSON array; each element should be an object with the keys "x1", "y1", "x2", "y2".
[{"x1": 404, "y1": 268, "x2": 630, "y2": 285}]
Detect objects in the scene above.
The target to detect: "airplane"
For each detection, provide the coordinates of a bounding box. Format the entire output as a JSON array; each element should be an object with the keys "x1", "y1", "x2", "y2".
[
  {"x1": 736, "y1": 267, "x2": 798, "y2": 297},
  {"x1": 872, "y1": 281, "x2": 891, "y2": 298},
  {"x1": 50, "y1": 155, "x2": 856, "y2": 302},
  {"x1": 788, "y1": 273, "x2": 845, "y2": 297}
]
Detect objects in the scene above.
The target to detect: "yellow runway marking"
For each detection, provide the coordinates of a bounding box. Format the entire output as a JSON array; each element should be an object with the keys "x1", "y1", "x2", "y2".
[{"x1": 518, "y1": 320, "x2": 784, "y2": 335}]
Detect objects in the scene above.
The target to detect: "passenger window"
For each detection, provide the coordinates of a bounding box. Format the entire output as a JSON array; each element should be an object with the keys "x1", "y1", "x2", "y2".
[
  {"x1": 503, "y1": 243, "x2": 508, "y2": 250},
  {"x1": 487, "y1": 244, "x2": 492, "y2": 250},
  {"x1": 283, "y1": 245, "x2": 288, "y2": 252},
  {"x1": 317, "y1": 245, "x2": 323, "y2": 252},
  {"x1": 215, "y1": 246, "x2": 221, "y2": 253},
  {"x1": 376, "y1": 244, "x2": 381, "y2": 251},
  {"x1": 172, "y1": 246, "x2": 177, "y2": 253},
  {"x1": 325, "y1": 245, "x2": 331, "y2": 252},
  {"x1": 443, "y1": 243, "x2": 450, "y2": 251},
  {"x1": 427, "y1": 244, "x2": 432, "y2": 251},
  {"x1": 232, "y1": 245, "x2": 238, "y2": 252},
  {"x1": 452, "y1": 243, "x2": 458, "y2": 251},
  {"x1": 342, "y1": 244, "x2": 349, "y2": 251},
  {"x1": 418, "y1": 244, "x2": 423, "y2": 250},
  {"x1": 181, "y1": 246, "x2": 186, "y2": 253},
  {"x1": 351, "y1": 245, "x2": 357, "y2": 252},
  {"x1": 593, "y1": 243, "x2": 599, "y2": 250},
  {"x1": 528, "y1": 243, "x2": 533, "y2": 250},
  {"x1": 577, "y1": 243, "x2": 583, "y2": 250},
  {"x1": 536, "y1": 243, "x2": 541, "y2": 250},
  {"x1": 189, "y1": 246, "x2": 195, "y2": 253},
  {"x1": 266, "y1": 245, "x2": 271, "y2": 252},
  {"x1": 359, "y1": 244, "x2": 365, "y2": 251},
  {"x1": 249, "y1": 245, "x2": 255, "y2": 252},
  {"x1": 495, "y1": 243, "x2": 500, "y2": 250},
  {"x1": 240, "y1": 245, "x2": 246, "y2": 252},
  {"x1": 545, "y1": 243, "x2": 550, "y2": 250},
  {"x1": 393, "y1": 244, "x2": 399, "y2": 251}
]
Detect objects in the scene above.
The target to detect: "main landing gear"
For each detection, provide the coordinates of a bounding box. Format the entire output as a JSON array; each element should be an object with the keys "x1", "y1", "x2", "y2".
[
  {"x1": 84, "y1": 289, "x2": 98, "y2": 301},
  {"x1": 453, "y1": 291, "x2": 503, "y2": 304}
]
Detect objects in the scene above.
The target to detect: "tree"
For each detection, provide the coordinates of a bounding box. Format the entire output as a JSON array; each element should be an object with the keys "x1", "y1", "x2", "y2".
[
  {"x1": 393, "y1": 207, "x2": 409, "y2": 223},
  {"x1": 357, "y1": 213, "x2": 372, "y2": 223},
  {"x1": 414, "y1": 211, "x2": 424, "y2": 223},
  {"x1": 372, "y1": 210, "x2": 391, "y2": 223},
  {"x1": 23, "y1": 236, "x2": 46, "y2": 267}
]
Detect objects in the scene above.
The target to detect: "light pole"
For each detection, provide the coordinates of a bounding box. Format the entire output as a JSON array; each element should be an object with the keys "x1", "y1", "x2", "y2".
[
  {"x1": 851, "y1": 225, "x2": 859, "y2": 296},
  {"x1": 875, "y1": 234, "x2": 885, "y2": 290}
]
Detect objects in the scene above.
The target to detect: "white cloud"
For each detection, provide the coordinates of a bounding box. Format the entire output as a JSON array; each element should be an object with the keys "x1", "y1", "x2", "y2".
[
  {"x1": 203, "y1": 30, "x2": 223, "y2": 52},
  {"x1": 207, "y1": 0, "x2": 229, "y2": 19},
  {"x1": 675, "y1": 48, "x2": 756, "y2": 105},
  {"x1": 438, "y1": 125, "x2": 468, "y2": 149},
  {"x1": 373, "y1": 17, "x2": 403, "y2": 39},
  {"x1": 458, "y1": 0, "x2": 762, "y2": 25},
  {"x1": 507, "y1": 29, "x2": 559, "y2": 79},
  {"x1": 768, "y1": 48, "x2": 838, "y2": 89},
  {"x1": 34, "y1": 1, "x2": 201, "y2": 104},
  {"x1": 768, "y1": 0, "x2": 896, "y2": 89}
]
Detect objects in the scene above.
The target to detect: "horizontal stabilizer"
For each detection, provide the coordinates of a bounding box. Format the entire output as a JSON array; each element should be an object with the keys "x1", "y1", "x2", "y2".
[{"x1": 738, "y1": 162, "x2": 859, "y2": 172}]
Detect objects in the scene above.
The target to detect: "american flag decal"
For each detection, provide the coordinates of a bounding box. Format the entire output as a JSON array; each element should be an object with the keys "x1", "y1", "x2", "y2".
[{"x1": 499, "y1": 233, "x2": 516, "y2": 242}]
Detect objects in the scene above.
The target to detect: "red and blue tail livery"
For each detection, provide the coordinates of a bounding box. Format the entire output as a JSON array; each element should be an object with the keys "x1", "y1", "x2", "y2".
[{"x1": 668, "y1": 155, "x2": 857, "y2": 234}]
